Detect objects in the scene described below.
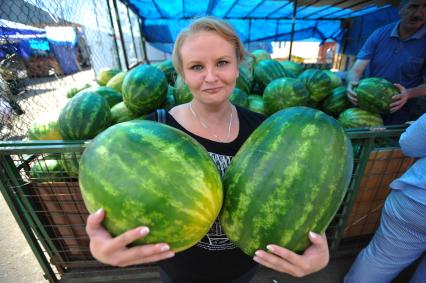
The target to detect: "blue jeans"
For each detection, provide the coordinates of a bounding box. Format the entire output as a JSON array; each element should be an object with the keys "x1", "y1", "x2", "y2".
[{"x1": 344, "y1": 190, "x2": 426, "y2": 283}]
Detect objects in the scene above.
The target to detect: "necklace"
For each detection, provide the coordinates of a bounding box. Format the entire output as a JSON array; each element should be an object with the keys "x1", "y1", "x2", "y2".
[{"x1": 189, "y1": 101, "x2": 233, "y2": 142}]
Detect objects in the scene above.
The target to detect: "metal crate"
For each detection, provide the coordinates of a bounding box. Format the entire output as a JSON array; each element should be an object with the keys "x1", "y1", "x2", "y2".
[{"x1": 0, "y1": 125, "x2": 412, "y2": 281}]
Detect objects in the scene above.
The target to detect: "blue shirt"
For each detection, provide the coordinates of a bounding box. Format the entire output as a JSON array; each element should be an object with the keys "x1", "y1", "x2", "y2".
[
  {"x1": 390, "y1": 114, "x2": 426, "y2": 205},
  {"x1": 357, "y1": 21, "x2": 426, "y2": 89}
]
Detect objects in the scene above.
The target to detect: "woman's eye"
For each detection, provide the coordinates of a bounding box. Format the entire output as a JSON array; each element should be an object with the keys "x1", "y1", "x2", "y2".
[
  {"x1": 190, "y1": 65, "x2": 203, "y2": 71},
  {"x1": 218, "y1": 60, "x2": 229, "y2": 67}
]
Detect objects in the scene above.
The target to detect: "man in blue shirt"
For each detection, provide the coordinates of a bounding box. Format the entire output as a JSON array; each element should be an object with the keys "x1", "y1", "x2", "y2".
[{"x1": 347, "y1": 0, "x2": 426, "y2": 125}]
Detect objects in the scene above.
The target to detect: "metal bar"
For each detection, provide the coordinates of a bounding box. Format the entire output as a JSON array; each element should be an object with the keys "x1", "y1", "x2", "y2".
[
  {"x1": 206, "y1": 0, "x2": 215, "y2": 15},
  {"x1": 265, "y1": 1, "x2": 292, "y2": 18},
  {"x1": 224, "y1": 0, "x2": 240, "y2": 18},
  {"x1": 0, "y1": 156, "x2": 58, "y2": 282},
  {"x1": 138, "y1": 18, "x2": 150, "y2": 64},
  {"x1": 127, "y1": 6, "x2": 139, "y2": 62},
  {"x1": 112, "y1": 0, "x2": 130, "y2": 70},
  {"x1": 151, "y1": 0, "x2": 166, "y2": 18},
  {"x1": 105, "y1": 0, "x2": 122, "y2": 69},
  {"x1": 182, "y1": 0, "x2": 185, "y2": 18},
  {"x1": 274, "y1": 19, "x2": 279, "y2": 42},
  {"x1": 301, "y1": 0, "x2": 348, "y2": 20},
  {"x1": 248, "y1": 18, "x2": 252, "y2": 50},
  {"x1": 289, "y1": 0, "x2": 298, "y2": 61},
  {"x1": 243, "y1": 0, "x2": 267, "y2": 18},
  {"x1": 322, "y1": 0, "x2": 376, "y2": 19}
]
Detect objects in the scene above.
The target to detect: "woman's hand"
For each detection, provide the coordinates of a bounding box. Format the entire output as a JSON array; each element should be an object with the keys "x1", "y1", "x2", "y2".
[
  {"x1": 390, "y1": 84, "x2": 409, "y2": 113},
  {"x1": 347, "y1": 81, "x2": 359, "y2": 105},
  {"x1": 85, "y1": 208, "x2": 175, "y2": 267},
  {"x1": 253, "y1": 232, "x2": 329, "y2": 278}
]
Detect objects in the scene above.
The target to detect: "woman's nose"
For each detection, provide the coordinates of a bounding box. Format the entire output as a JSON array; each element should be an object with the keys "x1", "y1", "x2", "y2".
[{"x1": 204, "y1": 68, "x2": 218, "y2": 83}]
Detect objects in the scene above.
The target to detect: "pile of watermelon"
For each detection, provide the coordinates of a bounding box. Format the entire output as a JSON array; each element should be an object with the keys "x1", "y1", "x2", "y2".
[{"x1": 28, "y1": 48, "x2": 400, "y2": 255}]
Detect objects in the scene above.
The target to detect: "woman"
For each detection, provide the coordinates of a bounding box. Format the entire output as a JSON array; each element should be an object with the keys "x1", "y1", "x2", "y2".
[{"x1": 85, "y1": 16, "x2": 329, "y2": 283}]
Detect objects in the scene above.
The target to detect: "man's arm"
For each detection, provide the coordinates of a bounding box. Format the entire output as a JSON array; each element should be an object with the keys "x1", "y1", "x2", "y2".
[
  {"x1": 346, "y1": 59, "x2": 370, "y2": 105},
  {"x1": 390, "y1": 83, "x2": 426, "y2": 112}
]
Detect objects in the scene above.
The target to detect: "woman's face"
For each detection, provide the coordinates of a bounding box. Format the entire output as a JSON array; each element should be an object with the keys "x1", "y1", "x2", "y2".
[{"x1": 180, "y1": 31, "x2": 239, "y2": 106}]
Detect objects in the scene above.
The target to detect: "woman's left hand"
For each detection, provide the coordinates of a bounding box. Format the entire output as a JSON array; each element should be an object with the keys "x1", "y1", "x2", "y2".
[
  {"x1": 390, "y1": 84, "x2": 409, "y2": 113},
  {"x1": 253, "y1": 232, "x2": 329, "y2": 278}
]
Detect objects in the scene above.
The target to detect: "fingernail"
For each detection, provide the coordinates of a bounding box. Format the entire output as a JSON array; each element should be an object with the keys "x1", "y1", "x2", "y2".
[
  {"x1": 309, "y1": 231, "x2": 318, "y2": 238},
  {"x1": 166, "y1": 252, "x2": 175, "y2": 258},
  {"x1": 158, "y1": 244, "x2": 170, "y2": 252},
  {"x1": 95, "y1": 208, "x2": 103, "y2": 216},
  {"x1": 255, "y1": 250, "x2": 262, "y2": 257},
  {"x1": 139, "y1": 227, "x2": 149, "y2": 236},
  {"x1": 266, "y1": 245, "x2": 274, "y2": 252}
]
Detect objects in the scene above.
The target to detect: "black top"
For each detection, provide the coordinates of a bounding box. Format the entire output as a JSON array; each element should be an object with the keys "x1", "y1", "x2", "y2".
[{"x1": 149, "y1": 105, "x2": 266, "y2": 283}]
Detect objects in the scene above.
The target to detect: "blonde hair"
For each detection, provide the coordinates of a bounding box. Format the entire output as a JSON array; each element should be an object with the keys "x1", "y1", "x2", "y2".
[{"x1": 172, "y1": 16, "x2": 247, "y2": 77}]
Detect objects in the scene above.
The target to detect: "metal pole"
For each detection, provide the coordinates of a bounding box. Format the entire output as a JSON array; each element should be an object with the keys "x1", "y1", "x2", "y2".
[
  {"x1": 112, "y1": 0, "x2": 129, "y2": 70},
  {"x1": 289, "y1": 0, "x2": 298, "y2": 61},
  {"x1": 138, "y1": 18, "x2": 150, "y2": 64},
  {"x1": 127, "y1": 6, "x2": 139, "y2": 63},
  {"x1": 248, "y1": 19, "x2": 252, "y2": 51},
  {"x1": 105, "y1": 0, "x2": 122, "y2": 69}
]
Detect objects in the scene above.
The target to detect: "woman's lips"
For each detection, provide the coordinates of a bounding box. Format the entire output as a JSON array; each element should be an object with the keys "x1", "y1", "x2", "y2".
[{"x1": 203, "y1": 87, "x2": 223, "y2": 93}]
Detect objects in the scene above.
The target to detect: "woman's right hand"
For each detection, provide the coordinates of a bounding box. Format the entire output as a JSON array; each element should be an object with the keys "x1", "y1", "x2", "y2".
[{"x1": 85, "y1": 208, "x2": 175, "y2": 267}]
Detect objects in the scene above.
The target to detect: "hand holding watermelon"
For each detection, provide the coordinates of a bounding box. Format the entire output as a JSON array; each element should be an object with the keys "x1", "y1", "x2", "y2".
[
  {"x1": 252, "y1": 232, "x2": 329, "y2": 277},
  {"x1": 346, "y1": 80, "x2": 359, "y2": 105},
  {"x1": 390, "y1": 83, "x2": 409, "y2": 113},
  {"x1": 85, "y1": 208, "x2": 175, "y2": 267}
]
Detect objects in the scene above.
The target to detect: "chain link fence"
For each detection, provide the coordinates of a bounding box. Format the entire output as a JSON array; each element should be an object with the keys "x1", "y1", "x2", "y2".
[{"x1": 0, "y1": 0, "x2": 147, "y2": 141}]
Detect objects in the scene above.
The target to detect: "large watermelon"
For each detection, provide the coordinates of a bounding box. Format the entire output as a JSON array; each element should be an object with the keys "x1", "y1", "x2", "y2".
[
  {"x1": 173, "y1": 76, "x2": 193, "y2": 105},
  {"x1": 154, "y1": 60, "x2": 177, "y2": 86},
  {"x1": 81, "y1": 86, "x2": 123, "y2": 108},
  {"x1": 230, "y1": 88, "x2": 249, "y2": 108},
  {"x1": 220, "y1": 107, "x2": 353, "y2": 256},
  {"x1": 96, "y1": 68, "x2": 121, "y2": 86},
  {"x1": 30, "y1": 157, "x2": 67, "y2": 182},
  {"x1": 279, "y1": 61, "x2": 303, "y2": 78},
  {"x1": 298, "y1": 69, "x2": 333, "y2": 103},
  {"x1": 60, "y1": 152, "x2": 81, "y2": 178},
  {"x1": 323, "y1": 70, "x2": 342, "y2": 89},
  {"x1": 122, "y1": 64, "x2": 168, "y2": 115},
  {"x1": 236, "y1": 65, "x2": 253, "y2": 95},
  {"x1": 321, "y1": 86, "x2": 352, "y2": 117},
  {"x1": 58, "y1": 91, "x2": 111, "y2": 140},
  {"x1": 338, "y1": 108, "x2": 384, "y2": 129},
  {"x1": 263, "y1": 78, "x2": 309, "y2": 115},
  {"x1": 354, "y1": 77, "x2": 398, "y2": 114},
  {"x1": 66, "y1": 83, "x2": 92, "y2": 98},
  {"x1": 110, "y1": 102, "x2": 139, "y2": 124},
  {"x1": 27, "y1": 111, "x2": 62, "y2": 140},
  {"x1": 79, "y1": 120, "x2": 223, "y2": 252},
  {"x1": 254, "y1": 59, "x2": 289, "y2": 88},
  {"x1": 106, "y1": 71, "x2": 127, "y2": 94},
  {"x1": 248, "y1": 95, "x2": 265, "y2": 115},
  {"x1": 251, "y1": 50, "x2": 271, "y2": 65}
]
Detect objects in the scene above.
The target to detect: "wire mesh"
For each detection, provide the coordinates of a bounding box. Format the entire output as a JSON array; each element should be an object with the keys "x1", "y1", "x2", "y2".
[{"x1": 0, "y1": 0, "x2": 146, "y2": 142}]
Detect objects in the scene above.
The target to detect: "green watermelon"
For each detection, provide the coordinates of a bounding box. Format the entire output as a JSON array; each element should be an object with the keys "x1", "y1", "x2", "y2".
[
  {"x1": 263, "y1": 78, "x2": 309, "y2": 115},
  {"x1": 66, "y1": 83, "x2": 92, "y2": 98},
  {"x1": 96, "y1": 68, "x2": 121, "y2": 86},
  {"x1": 236, "y1": 65, "x2": 253, "y2": 95},
  {"x1": 60, "y1": 152, "x2": 80, "y2": 178},
  {"x1": 338, "y1": 108, "x2": 384, "y2": 129},
  {"x1": 154, "y1": 60, "x2": 177, "y2": 86},
  {"x1": 279, "y1": 61, "x2": 303, "y2": 78},
  {"x1": 79, "y1": 120, "x2": 223, "y2": 252},
  {"x1": 230, "y1": 88, "x2": 249, "y2": 108},
  {"x1": 248, "y1": 95, "x2": 265, "y2": 115},
  {"x1": 251, "y1": 50, "x2": 271, "y2": 65},
  {"x1": 110, "y1": 102, "x2": 139, "y2": 124},
  {"x1": 254, "y1": 59, "x2": 289, "y2": 89},
  {"x1": 298, "y1": 69, "x2": 333, "y2": 103},
  {"x1": 30, "y1": 157, "x2": 67, "y2": 182},
  {"x1": 354, "y1": 77, "x2": 398, "y2": 114},
  {"x1": 162, "y1": 85, "x2": 176, "y2": 110},
  {"x1": 81, "y1": 86, "x2": 123, "y2": 108},
  {"x1": 106, "y1": 71, "x2": 127, "y2": 94},
  {"x1": 220, "y1": 107, "x2": 353, "y2": 255},
  {"x1": 27, "y1": 111, "x2": 62, "y2": 140},
  {"x1": 323, "y1": 70, "x2": 342, "y2": 89},
  {"x1": 58, "y1": 91, "x2": 111, "y2": 140},
  {"x1": 122, "y1": 64, "x2": 168, "y2": 115},
  {"x1": 321, "y1": 86, "x2": 352, "y2": 117},
  {"x1": 173, "y1": 76, "x2": 193, "y2": 105}
]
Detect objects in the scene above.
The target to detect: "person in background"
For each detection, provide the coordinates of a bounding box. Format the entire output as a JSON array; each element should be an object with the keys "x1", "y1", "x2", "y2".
[
  {"x1": 344, "y1": 113, "x2": 426, "y2": 283},
  {"x1": 84, "y1": 16, "x2": 330, "y2": 283},
  {"x1": 346, "y1": 0, "x2": 426, "y2": 125}
]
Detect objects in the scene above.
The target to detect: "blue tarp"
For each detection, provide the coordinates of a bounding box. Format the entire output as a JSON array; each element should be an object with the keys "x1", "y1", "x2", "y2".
[{"x1": 119, "y1": 0, "x2": 399, "y2": 55}]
